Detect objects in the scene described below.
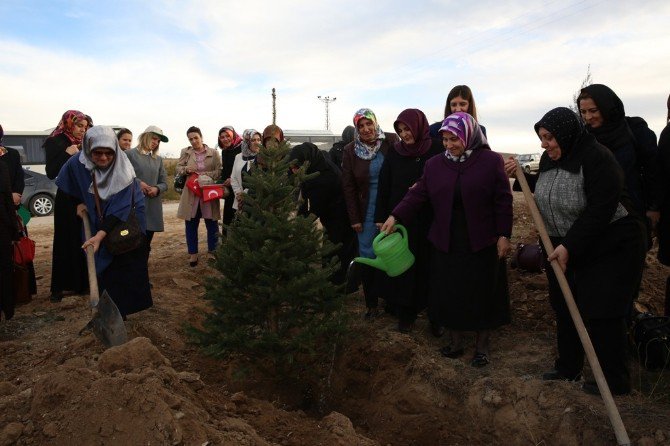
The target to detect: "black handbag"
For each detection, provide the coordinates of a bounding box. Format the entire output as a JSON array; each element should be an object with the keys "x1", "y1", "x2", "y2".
[
  {"x1": 93, "y1": 173, "x2": 144, "y2": 256},
  {"x1": 631, "y1": 312, "x2": 670, "y2": 370},
  {"x1": 174, "y1": 172, "x2": 186, "y2": 193}
]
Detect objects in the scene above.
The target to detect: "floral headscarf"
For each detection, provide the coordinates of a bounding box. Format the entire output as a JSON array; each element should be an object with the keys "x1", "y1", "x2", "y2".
[
  {"x1": 241, "y1": 129, "x2": 261, "y2": 159},
  {"x1": 50, "y1": 110, "x2": 89, "y2": 145},
  {"x1": 218, "y1": 125, "x2": 243, "y2": 150},
  {"x1": 439, "y1": 112, "x2": 488, "y2": 162},
  {"x1": 353, "y1": 108, "x2": 385, "y2": 160}
]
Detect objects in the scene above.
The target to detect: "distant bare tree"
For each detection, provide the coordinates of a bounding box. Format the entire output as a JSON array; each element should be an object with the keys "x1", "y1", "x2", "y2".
[{"x1": 570, "y1": 65, "x2": 593, "y2": 113}]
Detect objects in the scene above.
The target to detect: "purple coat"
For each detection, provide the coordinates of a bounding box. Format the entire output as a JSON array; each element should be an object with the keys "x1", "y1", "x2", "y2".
[{"x1": 392, "y1": 149, "x2": 512, "y2": 253}]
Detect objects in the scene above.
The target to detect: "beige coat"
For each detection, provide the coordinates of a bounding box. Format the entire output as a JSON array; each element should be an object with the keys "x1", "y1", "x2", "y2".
[{"x1": 176, "y1": 145, "x2": 222, "y2": 221}]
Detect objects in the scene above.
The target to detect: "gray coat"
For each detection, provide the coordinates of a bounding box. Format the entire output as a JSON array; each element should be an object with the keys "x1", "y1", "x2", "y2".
[{"x1": 126, "y1": 148, "x2": 167, "y2": 231}]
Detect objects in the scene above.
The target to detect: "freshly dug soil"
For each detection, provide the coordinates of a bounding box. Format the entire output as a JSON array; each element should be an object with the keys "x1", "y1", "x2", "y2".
[{"x1": 1, "y1": 192, "x2": 669, "y2": 446}]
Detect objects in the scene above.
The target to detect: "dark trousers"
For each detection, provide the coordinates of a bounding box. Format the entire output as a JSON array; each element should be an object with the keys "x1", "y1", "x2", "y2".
[
  {"x1": 554, "y1": 311, "x2": 631, "y2": 393},
  {"x1": 360, "y1": 264, "x2": 381, "y2": 309},
  {"x1": 185, "y1": 207, "x2": 218, "y2": 254}
]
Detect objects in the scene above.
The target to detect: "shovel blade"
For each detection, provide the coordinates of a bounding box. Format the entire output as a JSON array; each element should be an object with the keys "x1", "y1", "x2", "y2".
[{"x1": 89, "y1": 290, "x2": 128, "y2": 348}]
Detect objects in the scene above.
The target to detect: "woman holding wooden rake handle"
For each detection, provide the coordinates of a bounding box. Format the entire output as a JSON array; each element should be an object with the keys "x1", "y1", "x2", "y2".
[{"x1": 504, "y1": 107, "x2": 646, "y2": 396}]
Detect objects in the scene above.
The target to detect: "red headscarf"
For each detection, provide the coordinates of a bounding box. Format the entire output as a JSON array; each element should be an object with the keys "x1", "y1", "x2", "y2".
[
  {"x1": 393, "y1": 108, "x2": 432, "y2": 157},
  {"x1": 50, "y1": 110, "x2": 89, "y2": 145}
]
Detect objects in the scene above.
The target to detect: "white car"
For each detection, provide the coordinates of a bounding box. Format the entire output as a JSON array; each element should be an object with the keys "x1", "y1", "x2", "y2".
[{"x1": 516, "y1": 153, "x2": 542, "y2": 174}]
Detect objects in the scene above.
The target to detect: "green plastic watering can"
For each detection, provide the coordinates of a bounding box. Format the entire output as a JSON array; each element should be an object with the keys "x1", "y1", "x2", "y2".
[{"x1": 354, "y1": 224, "x2": 415, "y2": 277}]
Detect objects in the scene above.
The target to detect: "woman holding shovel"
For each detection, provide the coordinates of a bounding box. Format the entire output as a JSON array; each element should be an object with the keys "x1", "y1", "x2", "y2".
[
  {"x1": 504, "y1": 107, "x2": 646, "y2": 395},
  {"x1": 55, "y1": 125, "x2": 152, "y2": 318}
]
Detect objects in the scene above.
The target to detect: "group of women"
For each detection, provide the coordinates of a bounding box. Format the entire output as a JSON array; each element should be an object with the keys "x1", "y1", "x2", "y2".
[{"x1": 2, "y1": 82, "x2": 668, "y2": 397}]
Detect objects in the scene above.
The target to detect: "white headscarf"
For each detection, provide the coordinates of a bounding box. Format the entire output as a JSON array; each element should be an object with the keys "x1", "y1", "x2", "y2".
[{"x1": 79, "y1": 126, "x2": 136, "y2": 200}]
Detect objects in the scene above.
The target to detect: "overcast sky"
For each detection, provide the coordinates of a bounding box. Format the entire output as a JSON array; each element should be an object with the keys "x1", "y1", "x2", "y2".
[{"x1": 1, "y1": 0, "x2": 669, "y2": 157}]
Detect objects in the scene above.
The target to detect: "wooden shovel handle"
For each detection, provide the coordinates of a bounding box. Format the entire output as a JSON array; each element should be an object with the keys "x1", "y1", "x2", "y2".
[
  {"x1": 81, "y1": 211, "x2": 100, "y2": 310},
  {"x1": 514, "y1": 164, "x2": 630, "y2": 446}
]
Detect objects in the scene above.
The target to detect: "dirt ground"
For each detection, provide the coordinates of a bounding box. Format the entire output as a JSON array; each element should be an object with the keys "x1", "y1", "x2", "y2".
[{"x1": 1, "y1": 193, "x2": 670, "y2": 446}]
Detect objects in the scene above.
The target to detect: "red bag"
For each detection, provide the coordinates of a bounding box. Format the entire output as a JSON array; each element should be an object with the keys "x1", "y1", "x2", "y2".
[
  {"x1": 185, "y1": 173, "x2": 201, "y2": 197},
  {"x1": 202, "y1": 184, "x2": 224, "y2": 202},
  {"x1": 13, "y1": 214, "x2": 35, "y2": 266}
]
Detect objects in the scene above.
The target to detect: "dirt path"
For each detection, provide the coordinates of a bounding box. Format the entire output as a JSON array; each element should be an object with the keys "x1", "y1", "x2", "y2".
[{"x1": 1, "y1": 194, "x2": 669, "y2": 445}]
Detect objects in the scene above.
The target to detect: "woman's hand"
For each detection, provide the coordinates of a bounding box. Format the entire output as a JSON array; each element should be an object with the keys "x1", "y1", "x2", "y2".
[
  {"x1": 503, "y1": 156, "x2": 518, "y2": 178},
  {"x1": 547, "y1": 244, "x2": 569, "y2": 272},
  {"x1": 497, "y1": 236, "x2": 511, "y2": 259},
  {"x1": 380, "y1": 216, "x2": 396, "y2": 234},
  {"x1": 146, "y1": 186, "x2": 159, "y2": 197},
  {"x1": 82, "y1": 230, "x2": 106, "y2": 253},
  {"x1": 12, "y1": 192, "x2": 21, "y2": 206},
  {"x1": 351, "y1": 223, "x2": 363, "y2": 233},
  {"x1": 76, "y1": 203, "x2": 88, "y2": 219},
  {"x1": 65, "y1": 144, "x2": 80, "y2": 156},
  {"x1": 223, "y1": 178, "x2": 231, "y2": 187}
]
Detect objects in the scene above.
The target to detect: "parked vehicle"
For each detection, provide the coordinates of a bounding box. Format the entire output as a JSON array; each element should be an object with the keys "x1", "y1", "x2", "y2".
[
  {"x1": 516, "y1": 153, "x2": 542, "y2": 174},
  {"x1": 21, "y1": 169, "x2": 57, "y2": 216}
]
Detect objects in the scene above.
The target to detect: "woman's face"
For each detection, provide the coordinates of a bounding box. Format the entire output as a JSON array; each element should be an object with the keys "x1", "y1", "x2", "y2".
[
  {"x1": 118, "y1": 133, "x2": 132, "y2": 150},
  {"x1": 396, "y1": 122, "x2": 415, "y2": 145},
  {"x1": 219, "y1": 131, "x2": 233, "y2": 148},
  {"x1": 72, "y1": 120, "x2": 88, "y2": 140},
  {"x1": 150, "y1": 136, "x2": 160, "y2": 151},
  {"x1": 578, "y1": 98, "x2": 604, "y2": 128},
  {"x1": 250, "y1": 134, "x2": 262, "y2": 153},
  {"x1": 188, "y1": 132, "x2": 204, "y2": 150},
  {"x1": 449, "y1": 96, "x2": 470, "y2": 114},
  {"x1": 442, "y1": 131, "x2": 465, "y2": 157},
  {"x1": 91, "y1": 147, "x2": 115, "y2": 169},
  {"x1": 538, "y1": 127, "x2": 562, "y2": 160},
  {"x1": 357, "y1": 118, "x2": 377, "y2": 144}
]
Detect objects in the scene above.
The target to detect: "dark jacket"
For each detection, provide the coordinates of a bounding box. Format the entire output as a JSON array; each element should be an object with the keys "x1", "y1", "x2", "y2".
[
  {"x1": 220, "y1": 143, "x2": 242, "y2": 181},
  {"x1": 44, "y1": 133, "x2": 74, "y2": 180},
  {"x1": 655, "y1": 123, "x2": 670, "y2": 265},
  {"x1": 0, "y1": 146, "x2": 25, "y2": 195},
  {"x1": 375, "y1": 139, "x2": 442, "y2": 223},
  {"x1": 341, "y1": 135, "x2": 398, "y2": 226},
  {"x1": 392, "y1": 148, "x2": 512, "y2": 253}
]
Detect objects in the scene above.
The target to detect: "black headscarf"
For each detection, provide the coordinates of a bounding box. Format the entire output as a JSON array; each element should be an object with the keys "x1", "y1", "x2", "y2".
[
  {"x1": 534, "y1": 107, "x2": 593, "y2": 172},
  {"x1": 579, "y1": 84, "x2": 636, "y2": 153},
  {"x1": 289, "y1": 142, "x2": 336, "y2": 175},
  {"x1": 341, "y1": 125, "x2": 355, "y2": 145}
]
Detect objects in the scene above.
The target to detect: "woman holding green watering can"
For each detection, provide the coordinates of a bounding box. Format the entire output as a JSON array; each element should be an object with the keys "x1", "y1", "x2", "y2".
[
  {"x1": 374, "y1": 109, "x2": 443, "y2": 334},
  {"x1": 381, "y1": 112, "x2": 513, "y2": 367}
]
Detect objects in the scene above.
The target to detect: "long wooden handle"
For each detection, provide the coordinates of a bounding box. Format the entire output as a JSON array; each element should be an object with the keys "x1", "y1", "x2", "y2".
[
  {"x1": 81, "y1": 212, "x2": 100, "y2": 310},
  {"x1": 514, "y1": 164, "x2": 630, "y2": 446}
]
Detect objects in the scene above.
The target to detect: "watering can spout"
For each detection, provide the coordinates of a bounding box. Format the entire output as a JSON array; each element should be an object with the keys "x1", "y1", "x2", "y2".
[{"x1": 354, "y1": 256, "x2": 384, "y2": 271}]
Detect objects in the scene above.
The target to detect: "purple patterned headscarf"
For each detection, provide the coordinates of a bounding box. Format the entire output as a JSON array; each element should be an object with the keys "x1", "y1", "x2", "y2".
[{"x1": 439, "y1": 112, "x2": 488, "y2": 150}]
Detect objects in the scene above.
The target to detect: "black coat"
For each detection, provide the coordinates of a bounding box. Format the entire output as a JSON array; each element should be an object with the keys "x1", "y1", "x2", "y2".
[
  {"x1": 44, "y1": 134, "x2": 88, "y2": 294},
  {"x1": 0, "y1": 146, "x2": 25, "y2": 194},
  {"x1": 656, "y1": 123, "x2": 670, "y2": 265}
]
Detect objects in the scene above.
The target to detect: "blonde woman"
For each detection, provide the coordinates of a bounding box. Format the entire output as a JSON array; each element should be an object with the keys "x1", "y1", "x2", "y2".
[{"x1": 125, "y1": 125, "x2": 169, "y2": 257}]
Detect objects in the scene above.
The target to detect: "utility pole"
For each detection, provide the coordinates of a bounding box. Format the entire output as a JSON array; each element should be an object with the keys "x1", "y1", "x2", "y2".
[
  {"x1": 272, "y1": 88, "x2": 277, "y2": 125},
  {"x1": 317, "y1": 95, "x2": 336, "y2": 131}
]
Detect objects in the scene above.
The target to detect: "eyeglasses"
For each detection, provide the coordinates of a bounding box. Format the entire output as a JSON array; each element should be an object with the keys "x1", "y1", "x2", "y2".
[{"x1": 91, "y1": 150, "x2": 115, "y2": 158}]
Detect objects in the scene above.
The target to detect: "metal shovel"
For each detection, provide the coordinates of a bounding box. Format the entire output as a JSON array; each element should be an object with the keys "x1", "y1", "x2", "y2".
[{"x1": 79, "y1": 212, "x2": 128, "y2": 348}]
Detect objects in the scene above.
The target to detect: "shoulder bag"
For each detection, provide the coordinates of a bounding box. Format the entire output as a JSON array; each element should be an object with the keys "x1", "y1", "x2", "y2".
[
  {"x1": 13, "y1": 213, "x2": 36, "y2": 266},
  {"x1": 92, "y1": 173, "x2": 144, "y2": 256}
]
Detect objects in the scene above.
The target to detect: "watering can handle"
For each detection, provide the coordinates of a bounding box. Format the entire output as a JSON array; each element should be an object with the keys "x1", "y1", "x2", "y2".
[{"x1": 373, "y1": 224, "x2": 407, "y2": 251}]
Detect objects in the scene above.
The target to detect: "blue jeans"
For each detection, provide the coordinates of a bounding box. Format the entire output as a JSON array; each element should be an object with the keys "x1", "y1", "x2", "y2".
[{"x1": 185, "y1": 207, "x2": 218, "y2": 254}]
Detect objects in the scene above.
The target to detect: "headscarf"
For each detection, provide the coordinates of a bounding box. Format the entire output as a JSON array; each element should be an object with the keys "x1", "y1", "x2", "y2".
[
  {"x1": 439, "y1": 112, "x2": 488, "y2": 162},
  {"x1": 666, "y1": 93, "x2": 670, "y2": 123},
  {"x1": 0, "y1": 124, "x2": 4, "y2": 145},
  {"x1": 289, "y1": 142, "x2": 334, "y2": 175},
  {"x1": 241, "y1": 128, "x2": 261, "y2": 159},
  {"x1": 353, "y1": 108, "x2": 385, "y2": 160},
  {"x1": 50, "y1": 110, "x2": 89, "y2": 145},
  {"x1": 534, "y1": 107, "x2": 585, "y2": 162},
  {"x1": 262, "y1": 125, "x2": 285, "y2": 145},
  {"x1": 219, "y1": 125, "x2": 243, "y2": 150},
  {"x1": 393, "y1": 108, "x2": 432, "y2": 157},
  {"x1": 79, "y1": 126, "x2": 135, "y2": 200},
  {"x1": 579, "y1": 84, "x2": 635, "y2": 153}
]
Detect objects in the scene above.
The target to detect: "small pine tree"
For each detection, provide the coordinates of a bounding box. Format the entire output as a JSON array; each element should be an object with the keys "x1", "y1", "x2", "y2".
[{"x1": 191, "y1": 139, "x2": 350, "y2": 376}]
